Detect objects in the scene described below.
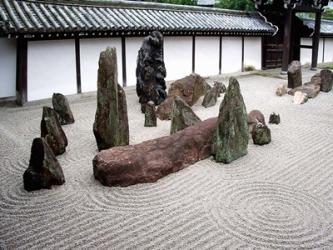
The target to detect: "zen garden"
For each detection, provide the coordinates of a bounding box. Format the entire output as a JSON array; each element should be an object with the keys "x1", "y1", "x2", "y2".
[{"x1": 0, "y1": 0, "x2": 332, "y2": 249}]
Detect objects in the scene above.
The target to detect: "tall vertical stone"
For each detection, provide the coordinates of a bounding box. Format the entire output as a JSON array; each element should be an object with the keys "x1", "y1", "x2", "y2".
[
  {"x1": 288, "y1": 61, "x2": 302, "y2": 89},
  {"x1": 320, "y1": 69, "x2": 333, "y2": 92},
  {"x1": 52, "y1": 93, "x2": 75, "y2": 125},
  {"x1": 213, "y1": 77, "x2": 249, "y2": 164},
  {"x1": 41, "y1": 106, "x2": 68, "y2": 156},
  {"x1": 136, "y1": 31, "x2": 167, "y2": 112},
  {"x1": 93, "y1": 47, "x2": 129, "y2": 151},
  {"x1": 144, "y1": 101, "x2": 157, "y2": 127}
]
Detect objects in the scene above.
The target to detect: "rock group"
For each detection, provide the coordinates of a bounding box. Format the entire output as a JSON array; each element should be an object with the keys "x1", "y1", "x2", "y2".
[
  {"x1": 93, "y1": 47, "x2": 129, "y2": 151},
  {"x1": 23, "y1": 138, "x2": 65, "y2": 191},
  {"x1": 52, "y1": 93, "x2": 75, "y2": 125},
  {"x1": 212, "y1": 77, "x2": 249, "y2": 164},
  {"x1": 288, "y1": 60, "x2": 302, "y2": 89},
  {"x1": 136, "y1": 31, "x2": 167, "y2": 112}
]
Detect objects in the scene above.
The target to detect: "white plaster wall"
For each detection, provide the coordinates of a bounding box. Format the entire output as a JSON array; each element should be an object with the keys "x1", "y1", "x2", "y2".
[
  {"x1": 164, "y1": 36, "x2": 192, "y2": 81},
  {"x1": 318, "y1": 38, "x2": 324, "y2": 63},
  {"x1": 195, "y1": 36, "x2": 219, "y2": 76},
  {"x1": 244, "y1": 37, "x2": 262, "y2": 70},
  {"x1": 80, "y1": 38, "x2": 122, "y2": 92},
  {"x1": 300, "y1": 38, "x2": 312, "y2": 65},
  {"x1": 0, "y1": 38, "x2": 16, "y2": 98},
  {"x1": 324, "y1": 38, "x2": 333, "y2": 63},
  {"x1": 126, "y1": 37, "x2": 143, "y2": 87},
  {"x1": 221, "y1": 37, "x2": 242, "y2": 74},
  {"x1": 27, "y1": 40, "x2": 76, "y2": 101}
]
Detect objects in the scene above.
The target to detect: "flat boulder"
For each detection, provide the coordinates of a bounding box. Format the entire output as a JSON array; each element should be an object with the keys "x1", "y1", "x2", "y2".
[
  {"x1": 320, "y1": 69, "x2": 333, "y2": 92},
  {"x1": 293, "y1": 91, "x2": 308, "y2": 105},
  {"x1": 311, "y1": 73, "x2": 321, "y2": 86},
  {"x1": 212, "y1": 77, "x2": 249, "y2": 164},
  {"x1": 23, "y1": 138, "x2": 65, "y2": 191},
  {"x1": 170, "y1": 96, "x2": 201, "y2": 134},
  {"x1": 41, "y1": 106, "x2": 68, "y2": 156},
  {"x1": 288, "y1": 61, "x2": 302, "y2": 89},
  {"x1": 288, "y1": 82, "x2": 320, "y2": 99},
  {"x1": 93, "y1": 118, "x2": 217, "y2": 187},
  {"x1": 252, "y1": 123, "x2": 271, "y2": 146},
  {"x1": 52, "y1": 93, "x2": 75, "y2": 125}
]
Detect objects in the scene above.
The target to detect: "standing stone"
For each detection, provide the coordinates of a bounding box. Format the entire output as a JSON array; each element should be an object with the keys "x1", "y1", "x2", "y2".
[
  {"x1": 320, "y1": 69, "x2": 333, "y2": 92},
  {"x1": 93, "y1": 47, "x2": 129, "y2": 151},
  {"x1": 136, "y1": 31, "x2": 167, "y2": 112},
  {"x1": 202, "y1": 86, "x2": 219, "y2": 108},
  {"x1": 293, "y1": 91, "x2": 308, "y2": 105},
  {"x1": 213, "y1": 77, "x2": 249, "y2": 164},
  {"x1": 213, "y1": 81, "x2": 226, "y2": 97},
  {"x1": 170, "y1": 96, "x2": 201, "y2": 134},
  {"x1": 145, "y1": 101, "x2": 157, "y2": 127},
  {"x1": 52, "y1": 93, "x2": 75, "y2": 125},
  {"x1": 288, "y1": 61, "x2": 302, "y2": 89},
  {"x1": 23, "y1": 138, "x2": 65, "y2": 191},
  {"x1": 247, "y1": 110, "x2": 266, "y2": 133},
  {"x1": 252, "y1": 123, "x2": 271, "y2": 146},
  {"x1": 269, "y1": 113, "x2": 280, "y2": 124},
  {"x1": 41, "y1": 106, "x2": 68, "y2": 156},
  {"x1": 276, "y1": 84, "x2": 287, "y2": 96}
]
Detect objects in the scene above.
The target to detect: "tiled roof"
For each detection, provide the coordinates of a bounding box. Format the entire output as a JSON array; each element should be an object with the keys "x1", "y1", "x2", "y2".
[
  {"x1": 303, "y1": 18, "x2": 333, "y2": 36},
  {"x1": 0, "y1": 0, "x2": 277, "y2": 37}
]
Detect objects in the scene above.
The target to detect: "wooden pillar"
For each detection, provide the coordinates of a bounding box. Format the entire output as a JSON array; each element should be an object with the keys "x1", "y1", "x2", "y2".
[
  {"x1": 311, "y1": 11, "x2": 322, "y2": 70},
  {"x1": 241, "y1": 36, "x2": 245, "y2": 72},
  {"x1": 281, "y1": 7, "x2": 293, "y2": 73},
  {"x1": 16, "y1": 38, "x2": 27, "y2": 106},
  {"x1": 219, "y1": 36, "x2": 222, "y2": 74},
  {"x1": 121, "y1": 37, "x2": 127, "y2": 87},
  {"x1": 192, "y1": 35, "x2": 195, "y2": 73},
  {"x1": 75, "y1": 37, "x2": 82, "y2": 94}
]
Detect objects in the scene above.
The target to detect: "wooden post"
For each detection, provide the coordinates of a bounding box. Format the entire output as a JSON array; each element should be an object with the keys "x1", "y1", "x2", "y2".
[
  {"x1": 281, "y1": 7, "x2": 292, "y2": 73},
  {"x1": 192, "y1": 35, "x2": 195, "y2": 73},
  {"x1": 75, "y1": 37, "x2": 82, "y2": 94},
  {"x1": 121, "y1": 37, "x2": 127, "y2": 87},
  {"x1": 241, "y1": 36, "x2": 245, "y2": 72},
  {"x1": 311, "y1": 11, "x2": 322, "y2": 70},
  {"x1": 16, "y1": 38, "x2": 27, "y2": 106},
  {"x1": 219, "y1": 36, "x2": 222, "y2": 74}
]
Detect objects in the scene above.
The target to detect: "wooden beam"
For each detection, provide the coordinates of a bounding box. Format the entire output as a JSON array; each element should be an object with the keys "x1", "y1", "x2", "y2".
[
  {"x1": 281, "y1": 7, "x2": 293, "y2": 73},
  {"x1": 311, "y1": 11, "x2": 322, "y2": 70},
  {"x1": 299, "y1": 45, "x2": 313, "y2": 49},
  {"x1": 16, "y1": 38, "x2": 27, "y2": 106},
  {"x1": 219, "y1": 36, "x2": 222, "y2": 74},
  {"x1": 192, "y1": 35, "x2": 195, "y2": 73},
  {"x1": 122, "y1": 37, "x2": 127, "y2": 87},
  {"x1": 75, "y1": 37, "x2": 81, "y2": 94}
]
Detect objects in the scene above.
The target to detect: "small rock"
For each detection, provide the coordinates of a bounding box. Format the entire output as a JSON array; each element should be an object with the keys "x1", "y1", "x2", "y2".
[
  {"x1": 252, "y1": 123, "x2": 271, "y2": 146},
  {"x1": 269, "y1": 113, "x2": 280, "y2": 124},
  {"x1": 52, "y1": 93, "x2": 75, "y2": 125},
  {"x1": 202, "y1": 86, "x2": 219, "y2": 108},
  {"x1": 293, "y1": 91, "x2": 308, "y2": 105},
  {"x1": 170, "y1": 96, "x2": 201, "y2": 134},
  {"x1": 320, "y1": 69, "x2": 333, "y2": 92},
  {"x1": 288, "y1": 61, "x2": 302, "y2": 88},
  {"x1": 248, "y1": 110, "x2": 266, "y2": 133},
  {"x1": 41, "y1": 106, "x2": 68, "y2": 156},
  {"x1": 23, "y1": 138, "x2": 65, "y2": 191},
  {"x1": 276, "y1": 84, "x2": 287, "y2": 96},
  {"x1": 144, "y1": 101, "x2": 157, "y2": 127},
  {"x1": 213, "y1": 81, "x2": 226, "y2": 97}
]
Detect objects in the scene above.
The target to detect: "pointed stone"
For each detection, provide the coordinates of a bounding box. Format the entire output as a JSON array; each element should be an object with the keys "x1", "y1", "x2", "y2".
[
  {"x1": 41, "y1": 106, "x2": 68, "y2": 156},
  {"x1": 145, "y1": 101, "x2": 157, "y2": 127},
  {"x1": 269, "y1": 113, "x2": 280, "y2": 124},
  {"x1": 52, "y1": 93, "x2": 75, "y2": 125},
  {"x1": 93, "y1": 47, "x2": 129, "y2": 151},
  {"x1": 213, "y1": 81, "x2": 226, "y2": 97},
  {"x1": 288, "y1": 61, "x2": 302, "y2": 88},
  {"x1": 202, "y1": 86, "x2": 218, "y2": 108},
  {"x1": 23, "y1": 138, "x2": 65, "y2": 191},
  {"x1": 213, "y1": 77, "x2": 249, "y2": 164},
  {"x1": 320, "y1": 69, "x2": 333, "y2": 92},
  {"x1": 252, "y1": 123, "x2": 271, "y2": 146},
  {"x1": 170, "y1": 96, "x2": 201, "y2": 134}
]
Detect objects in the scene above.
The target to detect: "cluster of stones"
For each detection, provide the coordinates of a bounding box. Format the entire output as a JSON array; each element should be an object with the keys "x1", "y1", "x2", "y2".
[{"x1": 24, "y1": 93, "x2": 75, "y2": 191}]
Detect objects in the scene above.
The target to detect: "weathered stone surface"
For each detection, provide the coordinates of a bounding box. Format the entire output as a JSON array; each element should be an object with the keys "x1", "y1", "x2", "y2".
[
  {"x1": 293, "y1": 91, "x2": 308, "y2": 105},
  {"x1": 144, "y1": 101, "x2": 157, "y2": 127},
  {"x1": 288, "y1": 61, "x2": 302, "y2": 89},
  {"x1": 202, "y1": 86, "x2": 219, "y2": 108},
  {"x1": 156, "y1": 74, "x2": 208, "y2": 120},
  {"x1": 247, "y1": 110, "x2": 266, "y2": 133},
  {"x1": 311, "y1": 73, "x2": 321, "y2": 86},
  {"x1": 213, "y1": 81, "x2": 226, "y2": 97},
  {"x1": 41, "y1": 106, "x2": 68, "y2": 156},
  {"x1": 252, "y1": 123, "x2": 271, "y2": 146},
  {"x1": 276, "y1": 84, "x2": 287, "y2": 96},
  {"x1": 52, "y1": 93, "x2": 75, "y2": 125},
  {"x1": 23, "y1": 138, "x2": 65, "y2": 191},
  {"x1": 320, "y1": 69, "x2": 333, "y2": 92},
  {"x1": 93, "y1": 47, "x2": 129, "y2": 151},
  {"x1": 269, "y1": 113, "x2": 280, "y2": 124},
  {"x1": 212, "y1": 77, "x2": 249, "y2": 164},
  {"x1": 93, "y1": 118, "x2": 217, "y2": 187},
  {"x1": 171, "y1": 96, "x2": 201, "y2": 134},
  {"x1": 136, "y1": 31, "x2": 167, "y2": 112},
  {"x1": 287, "y1": 82, "x2": 320, "y2": 99}
]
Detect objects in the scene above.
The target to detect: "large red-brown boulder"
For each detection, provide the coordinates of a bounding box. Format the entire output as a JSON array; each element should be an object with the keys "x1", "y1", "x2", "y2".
[{"x1": 93, "y1": 117, "x2": 217, "y2": 187}]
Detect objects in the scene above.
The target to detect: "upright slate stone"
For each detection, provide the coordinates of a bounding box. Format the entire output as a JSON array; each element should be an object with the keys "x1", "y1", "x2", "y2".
[
  {"x1": 213, "y1": 77, "x2": 248, "y2": 164},
  {"x1": 52, "y1": 93, "x2": 75, "y2": 125},
  {"x1": 320, "y1": 69, "x2": 333, "y2": 92},
  {"x1": 288, "y1": 61, "x2": 302, "y2": 89},
  {"x1": 136, "y1": 31, "x2": 167, "y2": 112},
  {"x1": 145, "y1": 101, "x2": 157, "y2": 127},
  {"x1": 213, "y1": 81, "x2": 226, "y2": 97},
  {"x1": 41, "y1": 106, "x2": 68, "y2": 156},
  {"x1": 170, "y1": 96, "x2": 201, "y2": 134},
  {"x1": 23, "y1": 138, "x2": 65, "y2": 191},
  {"x1": 93, "y1": 47, "x2": 129, "y2": 151},
  {"x1": 202, "y1": 86, "x2": 219, "y2": 108}
]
